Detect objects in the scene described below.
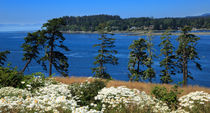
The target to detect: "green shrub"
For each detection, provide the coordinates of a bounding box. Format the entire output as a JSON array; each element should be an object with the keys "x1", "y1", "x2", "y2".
[
  {"x1": 69, "y1": 79, "x2": 106, "y2": 106},
  {"x1": 0, "y1": 87, "x2": 31, "y2": 98},
  {"x1": 151, "y1": 85, "x2": 181, "y2": 110},
  {"x1": 0, "y1": 65, "x2": 47, "y2": 91},
  {"x1": 185, "y1": 101, "x2": 210, "y2": 113},
  {"x1": 104, "y1": 103, "x2": 154, "y2": 113},
  {"x1": 0, "y1": 66, "x2": 24, "y2": 88},
  {"x1": 20, "y1": 72, "x2": 46, "y2": 91}
]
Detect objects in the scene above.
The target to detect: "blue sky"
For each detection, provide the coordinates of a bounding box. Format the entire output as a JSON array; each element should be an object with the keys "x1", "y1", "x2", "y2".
[{"x1": 0, "y1": 0, "x2": 210, "y2": 24}]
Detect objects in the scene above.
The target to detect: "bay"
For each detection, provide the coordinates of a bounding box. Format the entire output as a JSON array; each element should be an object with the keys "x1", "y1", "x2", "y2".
[{"x1": 0, "y1": 31, "x2": 210, "y2": 87}]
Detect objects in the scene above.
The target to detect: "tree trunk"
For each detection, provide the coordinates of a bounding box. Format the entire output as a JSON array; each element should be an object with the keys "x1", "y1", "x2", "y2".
[
  {"x1": 21, "y1": 59, "x2": 32, "y2": 73},
  {"x1": 49, "y1": 40, "x2": 54, "y2": 77},
  {"x1": 183, "y1": 49, "x2": 188, "y2": 87},
  {"x1": 137, "y1": 60, "x2": 140, "y2": 73}
]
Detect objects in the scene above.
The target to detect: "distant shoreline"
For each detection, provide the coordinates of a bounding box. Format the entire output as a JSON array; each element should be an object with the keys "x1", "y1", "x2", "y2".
[{"x1": 62, "y1": 30, "x2": 210, "y2": 36}]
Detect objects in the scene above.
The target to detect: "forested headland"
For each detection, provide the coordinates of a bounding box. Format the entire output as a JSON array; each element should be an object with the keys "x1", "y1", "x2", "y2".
[{"x1": 59, "y1": 14, "x2": 210, "y2": 32}]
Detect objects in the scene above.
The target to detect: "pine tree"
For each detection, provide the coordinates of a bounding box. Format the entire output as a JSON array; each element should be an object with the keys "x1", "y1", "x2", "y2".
[
  {"x1": 40, "y1": 18, "x2": 70, "y2": 77},
  {"x1": 159, "y1": 31, "x2": 176, "y2": 83},
  {"x1": 143, "y1": 31, "x2": 156, "y2": 82},
  {"x1": 92, "y1": 33, "x2": 118, "y2": 79},
  {"x1": 176, "y1": 26, "x2": 202, "y2": 86},
  {"x1": 128, "y1": 38, "x2": 147, "y2": 81},
  {"x1": 0, "y1": 51, "x2": 10, "y2": 66},
  {"x1": 21, "y1": 30, "x2": 45, "y2": 72}
]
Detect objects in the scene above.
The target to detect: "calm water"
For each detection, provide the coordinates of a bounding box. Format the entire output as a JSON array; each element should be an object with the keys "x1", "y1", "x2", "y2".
[{"x1": 0, "y1": 31, "x2": 210, "y2": 87}]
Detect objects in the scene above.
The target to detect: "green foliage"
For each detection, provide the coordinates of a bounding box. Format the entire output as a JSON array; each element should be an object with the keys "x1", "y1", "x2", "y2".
[
  {"x1": 0, "y1": 87, "x2": 30, "y2": 98},
  {"x1": 176, "y1": 26, "x2": 201, "y2": 86},
  {"x1": 0, "y1": 51, "x2": 10, "y2": 66},
  {"x1": 104, "y1": 103, "x2": 154, "y2": 113},
  {"x1": 68, "y1": 80, "x2": 106, "y2": 106},
  {"x1": 151, "y1": 85, "x2": 181, "y2": 110},
  {"x1": 92, "y1": 34, "x2": 118, "y2": 79},
  {"x1": 185, "y1": 101, "x2": 210, "y2": 113},
  {"x1": 0, "y1": 66, "x2": 24, "y2": 88},
  {"x1": 128, "y1": 38, "x2": 147, "y2": 81},
  {"x1": 60, "y1": 14, "x2": 210, "y2": 31},
  {"x1": 21, "y1": 30, "x2": 46, "y2": 72},
  {"x1": 159, "y1": 31, "x2": 177, "y2": 83},
  {"x1": 39, "y1": 18, "x2": 70, "y2": 77},
  {"x1": 21, "y1": 72, "x2": 46, "y2": 91},
  {"x1": 0, "y1": 65, "x2": 46, "y2": 90},
  {"x1": 143, "y1": 31, "x2": 156, "y2": 82}
]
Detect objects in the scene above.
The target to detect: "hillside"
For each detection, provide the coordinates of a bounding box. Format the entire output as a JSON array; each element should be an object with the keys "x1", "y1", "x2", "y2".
[{"x1": 59, "y1": 14, "x2": 210, "y2": 31}]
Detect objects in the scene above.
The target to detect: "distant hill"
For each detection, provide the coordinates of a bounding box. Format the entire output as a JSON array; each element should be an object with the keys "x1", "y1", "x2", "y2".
[
  {"x1": 58, "y1": 14, "x2": 210, "y2": 31},
  {"x1": 187, "y1": 13, "x2": 210, "y2": 18},
  {"x1": 201, "y1": 13, "x2": 210, "y2": 17}
]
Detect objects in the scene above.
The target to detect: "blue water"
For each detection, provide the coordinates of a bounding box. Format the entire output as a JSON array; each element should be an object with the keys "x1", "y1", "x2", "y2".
[{"x1": 0, "y1": 31, "x2": 210, "y2": 87}]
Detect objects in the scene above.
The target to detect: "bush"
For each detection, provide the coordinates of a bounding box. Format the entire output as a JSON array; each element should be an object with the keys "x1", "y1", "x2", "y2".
[
  {"x1": 20, "y1": 72, "x2": 46, "y2": 91},
  {"x1": 151, "y1": 85, "x2": 181, "y2": 110},
  {"x1": 69, "y1": 79, "x2": 106, "y2": 106},
  {"x1": 104, "y1": 103, "x2": 154, "y2": 113},
  {"x1": 189, "y1": 101, "x2": 210, "y2": 113},
  {"x1": 0, "y1": 66, "x2": 24, "y2": 88},
  {"x1": 0, "y1": 87, "x2": 31, "y2": 98},
  {"x1": 185, "y1": 101, "x2": 210, "y2": 113},
  {"x1": 0, "y1": 65, "x2": 47, "y2": 91}
]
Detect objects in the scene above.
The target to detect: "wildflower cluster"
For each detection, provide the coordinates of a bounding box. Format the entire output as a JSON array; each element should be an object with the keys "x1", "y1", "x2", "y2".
[
  {"x1": 95, "y1": 86, "x2": 169, "y2": 112},
  {"x1": 179, "y1": 91, "x2": 210, "y2": 108},
  {"x1": 0, "y1": 77, "x2": 209, "y2": 113}
]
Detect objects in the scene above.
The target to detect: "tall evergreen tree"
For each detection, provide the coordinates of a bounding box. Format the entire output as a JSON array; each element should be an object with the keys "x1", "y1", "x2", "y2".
[
  {"x1": 143, "y1": 31, "x2": 156, "y2": 82},
  {"x1": 0, "y1": 51, "x2": 10, "y2": 66},
  {"x1": 92, "y1": 33, "x2": 118, "y2": 79},
  {"x1": 159, "y1": 31, "x2": 176, "y2": 83},
  {"x1": 40, "y1": 18, "x2": 70, "y2": 77},
  {"x1": 21, "y1": 30, "x2": 45, "y2": 72},
  {"x1": 128, "y1": 38, "x2": 148, "y2": 81},
  {"x1": 176, "y1": 26, "x2": 202, "y2": 86}
]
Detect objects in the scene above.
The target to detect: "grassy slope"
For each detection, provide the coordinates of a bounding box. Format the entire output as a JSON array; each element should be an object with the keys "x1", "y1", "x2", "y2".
[{"x1": 54, "y1": 76, "x2": 210, "y2": 97}]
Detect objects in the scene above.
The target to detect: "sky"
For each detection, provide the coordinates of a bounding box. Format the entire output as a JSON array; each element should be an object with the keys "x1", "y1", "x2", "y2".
[{"x1": 0, "y1": 0, "x2": 210, "y2": 24}]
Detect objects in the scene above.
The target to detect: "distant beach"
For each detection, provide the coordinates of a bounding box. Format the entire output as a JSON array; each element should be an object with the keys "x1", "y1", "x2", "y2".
[{"x1": 62, "y1": 30, "x2": 210, "y2": 36}]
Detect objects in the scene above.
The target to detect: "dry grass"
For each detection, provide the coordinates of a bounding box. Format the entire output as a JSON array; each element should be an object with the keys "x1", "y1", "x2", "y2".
[{"x1": 54, "y1": 76, "x2": 210, "y2": 97}]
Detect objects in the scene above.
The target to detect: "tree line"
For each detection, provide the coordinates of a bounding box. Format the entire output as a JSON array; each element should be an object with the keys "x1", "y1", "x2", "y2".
[
  {"x1": 59, "y1": 14, "x2": 210, "y2": 31},
  {"x1": 0, "y1": 18, "x2": 201, "y2": 87}
]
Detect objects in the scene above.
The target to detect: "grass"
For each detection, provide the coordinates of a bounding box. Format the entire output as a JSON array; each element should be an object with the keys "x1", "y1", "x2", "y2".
[{"x1": 54, "y1": 76, "x2": 210, "y2": 97}]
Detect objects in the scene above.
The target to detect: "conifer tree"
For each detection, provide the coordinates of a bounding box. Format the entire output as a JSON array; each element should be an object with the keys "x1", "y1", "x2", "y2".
[
  {"x1": 143, "y1": 31, "x2": 156, "y2": 82},
  {"x1": 176, "y1": 26, "x2": 202, "y2": 86},
  {"x1": 159, "y1": 31, "x2": 176, "y2": 83},
  {"x1": 0, "y1": 51, "x2": 10, "y2": 66},
  {"x1": 40, "y1": 18, "x2": 70, "y2": 77},
  {"x1": 128, "y1": 38, "x2": 147, "y2": 81},
  {"x1": 21, "y1": 30, "x2": 45, "y2": 72},
  {"x1": 92, "y1": 33, "x2": 118, "y2": 79}
]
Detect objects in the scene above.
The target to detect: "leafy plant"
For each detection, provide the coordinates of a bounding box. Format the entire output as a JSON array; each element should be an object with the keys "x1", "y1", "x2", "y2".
[
  {"x1": 104, "y1": 103, "x2": 154, "y2": 113},
  {"x1": 0, "y1": 66, "x2": 24, "y2": 88},
  {"x1": 20, "y1": 72, "x2": 46, "y2": 91},
  {"x1": 185, "y1": 101, "x2": 210, "y2": 113},
  {"x1": 151, "y1": 85, "x2": 181, "y2": 110},
  {"x1": 68, "y1": 79, "x2": 106, "y2": 106}
]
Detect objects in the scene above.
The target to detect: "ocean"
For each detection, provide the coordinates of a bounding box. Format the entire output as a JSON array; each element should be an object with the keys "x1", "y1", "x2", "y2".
[{"x1": 0, "y1": 31, "x2": 210, "y2": 87}]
